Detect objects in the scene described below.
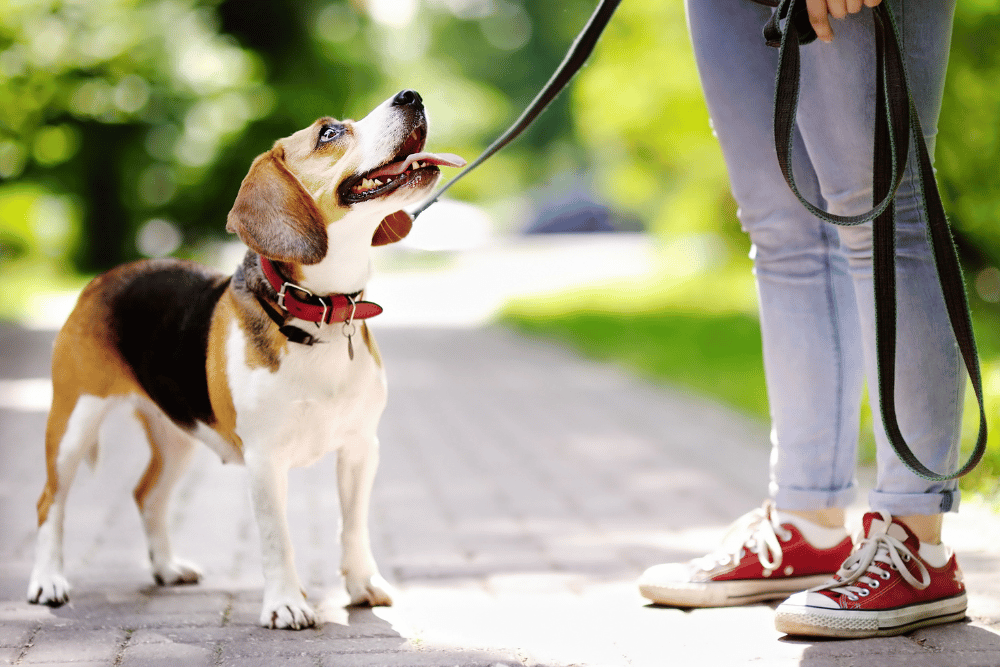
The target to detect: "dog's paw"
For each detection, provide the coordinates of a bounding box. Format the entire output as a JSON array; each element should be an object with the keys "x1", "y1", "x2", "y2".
[
  {"x1": 260, "y1": 595, "x2": 317, "y2": 630},
  {"x1": 346, "y1": 573, "x2": 394, "y2": 607},
  {"x1": 27, "y1": 571, "x2": 71, "y2": 607},
  {"x1": 152, "y1": 558, "x2": 202, "y2": 586}
]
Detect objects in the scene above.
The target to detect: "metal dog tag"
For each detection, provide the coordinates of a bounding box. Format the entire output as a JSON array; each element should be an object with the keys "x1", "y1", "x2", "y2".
[
  {"x1": 343, "y1": 321, "x2": 356, "y2": 360},
  {"x1": 343, "y1": 295, "x2": 358, "y2": 361}
]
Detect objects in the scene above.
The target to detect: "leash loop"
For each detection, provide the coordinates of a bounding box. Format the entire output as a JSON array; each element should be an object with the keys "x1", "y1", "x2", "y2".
[{"x1": 762, "y1": 0, "x2": 987, "y2": 481}]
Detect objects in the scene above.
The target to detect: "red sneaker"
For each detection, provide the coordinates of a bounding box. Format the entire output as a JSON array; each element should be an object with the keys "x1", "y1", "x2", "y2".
[
  {"x1": 638, "y1": 502, "x2": 852, "y2": 607},
  {"x1": 775, "y1": 512, "x2": 967, "y2": 638}
]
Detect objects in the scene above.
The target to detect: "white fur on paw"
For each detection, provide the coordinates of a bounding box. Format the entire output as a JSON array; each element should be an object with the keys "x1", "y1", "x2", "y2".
[
  {"x1": 346, "y1": 574, "x2": 394, "y2": 607},
  {"x1": 153, "y1": 558, "x2": 203, "y2": 586},
  {"x1": 261, "y1": 596, "x2": 317, "y2": 630},
  {"x1": 27, "y1": 572, "x2": 71, "y2": 607}
]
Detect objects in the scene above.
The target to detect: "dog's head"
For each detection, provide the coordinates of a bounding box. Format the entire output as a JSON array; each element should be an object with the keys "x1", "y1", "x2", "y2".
[{"x1": 226, "y1": 90, "x2": 464, "y2": 264}]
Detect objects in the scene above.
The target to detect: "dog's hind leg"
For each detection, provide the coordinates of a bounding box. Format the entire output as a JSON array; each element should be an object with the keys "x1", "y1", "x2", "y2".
[
  {"x1": 28, "y1": 393, "x2": 113, "y2": 606},
  {"x1": 338, "y1": 436, "x2": 393, "y2": 607},
  {"x1": 133, "y1": 408, "x2": 202, "y2": 586}
]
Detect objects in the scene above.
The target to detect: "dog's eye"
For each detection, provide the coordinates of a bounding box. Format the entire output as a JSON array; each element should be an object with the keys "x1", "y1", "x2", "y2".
[{"x1": 319, "y1": 125, "x2": 344, "y2": 144}]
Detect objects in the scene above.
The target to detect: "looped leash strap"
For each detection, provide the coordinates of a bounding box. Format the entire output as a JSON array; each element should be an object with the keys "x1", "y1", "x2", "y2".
[
  {"x1": 763, "y1": 0, "x2": 987, "y2": 481},
  {"x1": 410, "y1": 0, "x2": 623, "y2": 220}
]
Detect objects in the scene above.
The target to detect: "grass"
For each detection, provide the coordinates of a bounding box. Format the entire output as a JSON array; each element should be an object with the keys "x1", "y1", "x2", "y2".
[
  {"x1": 502, "y1": 256, "x2": 1000, "y2": 500},
  {"x1": 512, "y1": 309, "x2": 769, "y2": 418}
]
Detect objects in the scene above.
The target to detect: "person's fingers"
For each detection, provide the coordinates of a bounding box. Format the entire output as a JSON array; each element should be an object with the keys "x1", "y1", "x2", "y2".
[
  {"x1": 864, "y1": 0, "x2": 882, "y2": 7},
  {"x1": 825, "y1": 0, "x2": 848, "y2": 19},
  {"x1": 846, "y1": 0, "x2": 863, "y2": 13},
  {"x1": 807, "y1": 0, "x2": 835, "y2": 42}
]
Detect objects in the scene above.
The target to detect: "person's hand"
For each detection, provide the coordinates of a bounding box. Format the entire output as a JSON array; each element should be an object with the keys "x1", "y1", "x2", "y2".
[{"x1": 806, "y1": 0, "x2": 881, "y2": 43}]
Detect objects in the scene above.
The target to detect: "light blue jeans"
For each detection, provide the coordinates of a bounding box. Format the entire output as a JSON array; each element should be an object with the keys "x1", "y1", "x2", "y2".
[{"x1": 685, "y1": 0, "x2": 963, "y2": 515}]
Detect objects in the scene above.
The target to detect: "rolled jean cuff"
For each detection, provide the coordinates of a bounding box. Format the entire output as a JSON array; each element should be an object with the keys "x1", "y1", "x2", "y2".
[
  {"x1": 771, "y1": 482, "x2": 857, "y2": 512},
  {"x1": 868, "y1": 488, "x2": 961, "y2": 515}
]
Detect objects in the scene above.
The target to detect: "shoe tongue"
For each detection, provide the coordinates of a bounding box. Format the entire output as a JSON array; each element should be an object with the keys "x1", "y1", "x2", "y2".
[{"x1": 862, "y1": 512, "x2": 920, "y2": 550}]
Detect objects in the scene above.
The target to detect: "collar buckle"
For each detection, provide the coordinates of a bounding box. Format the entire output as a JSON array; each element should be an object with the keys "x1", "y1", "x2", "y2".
[{"x1": 277, "y1": 281, "x2": 330, "y2": 325}]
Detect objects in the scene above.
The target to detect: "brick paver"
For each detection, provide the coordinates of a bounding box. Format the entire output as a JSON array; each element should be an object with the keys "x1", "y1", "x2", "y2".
[{"x1": 2, "y1": 321, "x2": 998, "y2": 666}]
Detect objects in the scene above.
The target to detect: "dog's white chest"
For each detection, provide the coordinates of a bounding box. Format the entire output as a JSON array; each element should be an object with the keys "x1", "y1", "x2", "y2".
[{"x1": 227, "y1": 325, "x2": 387, "y2": 468}]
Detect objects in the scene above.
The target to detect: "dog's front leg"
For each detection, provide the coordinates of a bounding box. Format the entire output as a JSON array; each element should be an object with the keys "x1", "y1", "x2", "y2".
[
  {"x1": 245, "y1": 450, "x2": 316, "y2": 629},
  {"x1": 338, "y1": 436, "x2": 393, "y2": 606}
]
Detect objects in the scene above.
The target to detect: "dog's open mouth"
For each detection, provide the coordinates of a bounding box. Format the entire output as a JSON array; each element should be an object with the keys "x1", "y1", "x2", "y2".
[{"x1": 340, "y1": 124, "x2": 465, "y2": 204}]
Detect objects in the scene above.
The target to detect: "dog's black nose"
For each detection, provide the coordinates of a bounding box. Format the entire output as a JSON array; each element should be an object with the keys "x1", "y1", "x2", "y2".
[{"x1": 392, "y1": 89, "x2": 423, "y2": 109}]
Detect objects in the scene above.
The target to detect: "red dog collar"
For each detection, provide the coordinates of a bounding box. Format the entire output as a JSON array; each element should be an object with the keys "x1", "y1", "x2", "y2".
[{"x1": 259, "y1": 256, "x2": 383, "y2": 325}]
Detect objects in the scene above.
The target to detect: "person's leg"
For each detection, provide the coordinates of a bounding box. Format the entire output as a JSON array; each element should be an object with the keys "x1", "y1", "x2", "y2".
[
  {"x1": 685, "y1": 0, "x2": 865, "y2": 515},
  {"x1": 774, "y1": 0, "x2": 966, "y2": 637},
  {"x1": 793, "y1": 0, "x2": 962, "y2": 527},
  {"x1": 636, "y1": 0, "x2": 865, "y2": 609}
]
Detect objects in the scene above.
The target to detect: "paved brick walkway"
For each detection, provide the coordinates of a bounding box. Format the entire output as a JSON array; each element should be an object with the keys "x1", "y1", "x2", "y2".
[{"x1": 2, "y1": 320, "x2": 999, "y2": 666}]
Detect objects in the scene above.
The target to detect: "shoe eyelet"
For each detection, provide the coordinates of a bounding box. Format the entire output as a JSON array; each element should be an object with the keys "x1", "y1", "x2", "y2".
[
  {"x1": 880, "y1": 570, "x2": 891, "y2": 580},
  {"x1": 858, "y1": 589, "x2": 870, "y2": 597},
  {"x1": 869, "y1": 580, "x2": 880, "y2": 589},
  {"x1": 848, "y1": 594, "x2": 858, "y2": 601}
]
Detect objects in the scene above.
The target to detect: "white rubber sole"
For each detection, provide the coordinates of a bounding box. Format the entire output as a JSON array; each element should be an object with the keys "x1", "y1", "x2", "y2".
[
  {"x1": 639, "y1": 573, "x2": 834, "y2": 608},
  {"x1": 774, "y1": 592, "x2": 968, "y2": 638}
]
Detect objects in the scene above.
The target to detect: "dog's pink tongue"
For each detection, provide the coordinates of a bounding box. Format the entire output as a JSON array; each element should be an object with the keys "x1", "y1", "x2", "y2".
[{"x1": 369, "y1": 152, "x2": 466, "y2": 179}]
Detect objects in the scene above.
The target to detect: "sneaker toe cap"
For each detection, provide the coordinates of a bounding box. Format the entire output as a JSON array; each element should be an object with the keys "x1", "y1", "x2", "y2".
[
  {"x1": 780, "y1": 589, "x2": 841, "y2": 610},
  {"x1": 638, "y1": 563, "x2": 693, "y2": 587}
]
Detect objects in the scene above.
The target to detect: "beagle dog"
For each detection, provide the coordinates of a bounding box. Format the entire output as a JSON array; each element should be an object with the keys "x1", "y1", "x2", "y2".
[{"x1": 26, "y1": 90, "x2": 464, "y2": 630}]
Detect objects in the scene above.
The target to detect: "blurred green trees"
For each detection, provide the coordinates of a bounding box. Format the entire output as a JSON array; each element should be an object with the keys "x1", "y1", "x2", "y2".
[
  {"x1": 0, "y1": 0, "x2": 605, "y2": 276},
  {"x1": 1, "y1": 0, "x2": 272, "y2": 271},
  {"x1": 2, "y1": 0, "x2": 998, "y2": 285}
]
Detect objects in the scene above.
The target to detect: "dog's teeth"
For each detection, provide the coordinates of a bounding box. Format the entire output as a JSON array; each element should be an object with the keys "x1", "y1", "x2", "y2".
[{"x1": 373, "y1": 179, "x2": 383, "y2": 187}]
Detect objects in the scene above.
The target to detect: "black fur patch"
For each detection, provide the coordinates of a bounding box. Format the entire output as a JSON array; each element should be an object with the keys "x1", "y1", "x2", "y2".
[{"x1": 109, "y1": 261, "x2": 231, "y2": 429}]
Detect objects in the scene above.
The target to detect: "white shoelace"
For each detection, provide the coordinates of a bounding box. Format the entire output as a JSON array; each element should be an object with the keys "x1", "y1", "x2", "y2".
[
  {"x1": 817, "y1": 511, "x2": 930, "y2": 601},
  {"x1": 694, "y1": 501, "x2": 792, "y2": 573}
]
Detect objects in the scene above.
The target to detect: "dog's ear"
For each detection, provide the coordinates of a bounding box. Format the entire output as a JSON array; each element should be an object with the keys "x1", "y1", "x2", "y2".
[
  {"x1": 371, "y1": 210, "x2": 413, "y2": 246},
  {"x1": 226, "y1": 147, "x2": 328, "y2": 264}
]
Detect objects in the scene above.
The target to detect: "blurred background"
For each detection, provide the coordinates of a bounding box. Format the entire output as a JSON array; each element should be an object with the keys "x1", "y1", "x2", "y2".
[{"x1": 1, "y1": 0, "x2": 998, "y2": 494}]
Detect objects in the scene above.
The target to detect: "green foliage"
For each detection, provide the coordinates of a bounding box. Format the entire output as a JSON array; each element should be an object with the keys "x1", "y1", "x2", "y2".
[
  {"x1": 0, "y1": 0, "x2": 610, "y2": 275},
  {"x1": 569, "y1": 0, "x2": 736, "y2": 246},
  {"x1": 938, "y1": 4, "x2": 1000, "y2": 271},
  {"x1": 0, "y1": 0, "x2": 274, "y2": 271}
]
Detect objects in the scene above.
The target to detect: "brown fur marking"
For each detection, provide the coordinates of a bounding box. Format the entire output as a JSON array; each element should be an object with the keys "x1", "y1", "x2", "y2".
[
  {"x1": 361, "y1": 323, "x2": 382, "y2": 368},
  {"x1": 37, "y1": 271, "x2": 147, "y2": 526},
  {"x1": 206, "y1": 293, "x2": 245, "y2": 453},
  {"x1": 132, "y1": 411, "x2": 164, "y2": 511}
]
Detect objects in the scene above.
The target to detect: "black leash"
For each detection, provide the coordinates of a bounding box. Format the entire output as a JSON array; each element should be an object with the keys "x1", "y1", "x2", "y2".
[
  {"x1": 761, "y1": 0, "x2": 987, "y2": 481},
  {"x1": 410, "y1": 0, "x2": 623, "y2": 220}
]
